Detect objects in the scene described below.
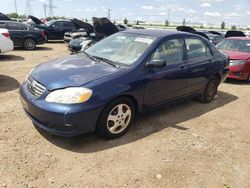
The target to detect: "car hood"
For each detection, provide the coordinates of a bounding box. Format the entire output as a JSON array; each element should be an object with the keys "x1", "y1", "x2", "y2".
[
  {"x1": 220, "y1": 50, "x2": 250, "y2": 60},
  {"x1": 31, "y1": 55, "x2": 120, "y2": 90}
]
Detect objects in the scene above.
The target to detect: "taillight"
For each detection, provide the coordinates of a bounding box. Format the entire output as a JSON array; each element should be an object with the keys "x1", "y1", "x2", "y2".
[{"x1": 2, "y1": 32, "x2": 10, "y2": 39}]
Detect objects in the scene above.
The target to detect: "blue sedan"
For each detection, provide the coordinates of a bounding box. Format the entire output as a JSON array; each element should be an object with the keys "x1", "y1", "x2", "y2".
[{"x1": 20, "y1": 29, "x2": 229, "y2": 139}]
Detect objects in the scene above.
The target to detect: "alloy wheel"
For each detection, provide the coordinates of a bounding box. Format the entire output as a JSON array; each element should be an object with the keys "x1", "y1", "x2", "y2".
[{"x1": 106, "y1": 104, "x2": 132, "y2": 134}]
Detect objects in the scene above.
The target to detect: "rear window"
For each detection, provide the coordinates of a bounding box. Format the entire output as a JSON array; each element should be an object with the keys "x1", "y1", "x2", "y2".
[{"x1": 6, "y1": 22, "x2": 22, "y2": 31}]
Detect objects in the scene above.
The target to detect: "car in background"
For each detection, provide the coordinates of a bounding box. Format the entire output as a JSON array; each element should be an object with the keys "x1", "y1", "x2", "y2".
[
  {"x1": 225, "y1": 30, "x2": 246, "y2": 38},
  {"x1": 0, "y1": 21, "x2": 46, "y2": 50},
  {"x1": 200, "y1": 31, "x2": 225, "y2": 45},
  {"x1": 217, "y1": 37, "x2": 250, "y2": 82},
  {"x1": 64, "y1": 28, "x2": 87, "y2": 43},
  {"x1": 0, "y1": 28, "x2": 14, "y2": 53},
  {"x1": 27, "y1": 16, "x2": 78, "y2": 41},
  {"x1": 20, "y1": 30, "x2": 229, "y2": 139}
]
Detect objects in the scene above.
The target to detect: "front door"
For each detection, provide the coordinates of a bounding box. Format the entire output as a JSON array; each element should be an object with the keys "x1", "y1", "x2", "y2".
[{"x1": 144, "y1": 38, "x2": 188, "y2": 107}]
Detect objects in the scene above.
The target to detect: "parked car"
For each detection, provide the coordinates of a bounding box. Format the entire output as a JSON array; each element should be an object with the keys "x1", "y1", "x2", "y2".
[
  {"x1": 27, "y1": 16, "x2": 78, "y2": 41},
  {"x1": 200, "y1": 31, "x2": 225, "y2": 45},
  {"x1": 64, "y1": 18, "x2": 94, "y2": 43},
  {"x1": 68, "y1": 36, "x2": 94, "y2": 53},
  {"x1": 20, "y1": 30, "x2": 229, "y2": 139},
  {"x1": 64, "y1": 29, "x2": 87, "y2": 43},
  {"x1": 217, "y1": 37, "x2": 250, "y2": 82},
  {"x1": 225, "y1": 30, "x2": 246, "y2": 38},
  {"x1": 0, "y1": 21, "x2": 46, "y2": 50},
  {"x1": 0, "y1": 28, "x2": 14, "y2": 53},
  {"x1": 66, "y1": 18, "x2": 124, "y2": 53}
]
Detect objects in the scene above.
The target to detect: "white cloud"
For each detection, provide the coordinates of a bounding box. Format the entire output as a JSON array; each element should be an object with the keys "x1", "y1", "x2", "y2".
[
  {"x1": 204, "y1": 11, "x2": 221, "y2": 17},
  {"x1": 200, "y1": 3, "x2": 211, "y2": 7},
  {"x1": 224, "y1": 12, "x2": 240, "y2": 18},
  {"x1": 141, "y1": 5, "x2": 154, "y2": 10}
]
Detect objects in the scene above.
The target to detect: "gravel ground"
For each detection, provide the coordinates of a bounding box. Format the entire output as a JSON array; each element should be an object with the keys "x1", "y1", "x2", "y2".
[{"x1": 0, "y1": 43, "x2": 250, "y2": 188}]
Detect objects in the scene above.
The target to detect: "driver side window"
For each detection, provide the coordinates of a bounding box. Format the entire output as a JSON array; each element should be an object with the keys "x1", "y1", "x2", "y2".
[{"x1": 151, "y1": 39, "x2": 184, "y2": 65}]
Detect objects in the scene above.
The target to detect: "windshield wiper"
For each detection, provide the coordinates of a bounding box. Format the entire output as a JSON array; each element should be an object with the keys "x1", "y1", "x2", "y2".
[
  {"x1": 82, "y1": 51, "x2": 97, "y2": 61},
  {"x1": 92, "y1": 56, "x2": 119, "y2": 68}
]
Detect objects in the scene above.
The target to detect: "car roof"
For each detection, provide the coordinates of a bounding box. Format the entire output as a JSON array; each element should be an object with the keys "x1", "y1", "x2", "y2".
[
  {"x1": 123, "y1": 29, "x2": 195, "y2": 38},
  {"x1": 227, "y1": 37, "x2": 250, "y2": 40}
]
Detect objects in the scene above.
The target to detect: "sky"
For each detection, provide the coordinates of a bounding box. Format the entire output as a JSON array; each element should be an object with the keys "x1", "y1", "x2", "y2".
[{"x1": 1, "y1": 0, "x2": 250, "y2": 26}]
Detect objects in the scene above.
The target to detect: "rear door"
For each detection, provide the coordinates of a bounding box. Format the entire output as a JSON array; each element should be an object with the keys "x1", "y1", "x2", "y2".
[
  {"x1": 144, "y1": 38, "x2": 188, "y2": 107},
  {"x1": 6, "y1": 22, "x2": 23, "y2": 46},
  {"x1": 62, "y1": 21, "x2": 75, "y2": 36},
  {"x1": 184, "y1": 37, "x2": 214, "y2": 95},
  {"x1": 49, "y1": 21, "x2": 64, "y2": 39}
]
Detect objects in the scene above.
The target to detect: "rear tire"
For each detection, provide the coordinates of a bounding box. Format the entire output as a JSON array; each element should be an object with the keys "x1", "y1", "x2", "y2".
[
  {"x1": 96, "y1": 97, "x2": 135, "y2": 139},
  {"x1": 197, "y1": 77, "x2": 219, "y2": 103},
  {"x1": 23, "y1": 38, "x2": 36, "y2": 50}
]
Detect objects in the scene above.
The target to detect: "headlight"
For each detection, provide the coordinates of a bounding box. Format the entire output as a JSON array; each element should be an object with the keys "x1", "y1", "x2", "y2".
[
  {"x1": 45, "y1": 87, "x2": 92, "y2": 104},
  {"x1": 229, "y1": 60, "x2": 245, "y2": 66}
]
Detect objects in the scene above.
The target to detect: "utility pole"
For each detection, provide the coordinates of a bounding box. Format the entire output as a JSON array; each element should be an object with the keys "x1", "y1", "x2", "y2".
[
  {"x1": 25, "y1": 0, "x2": 33, "y2": 16},
  {"x1": 14, "y1": 0, "x2": 17, "y2": 14},
  {"x1": 107, "y1": 9, "x2": 111, "y2": 19},
  {"x1": 167, "y1": 9, "x2": 171, "y2": 23},
  {"x1": 44, "y1": 2, "x2": 47, "y2": 18}
]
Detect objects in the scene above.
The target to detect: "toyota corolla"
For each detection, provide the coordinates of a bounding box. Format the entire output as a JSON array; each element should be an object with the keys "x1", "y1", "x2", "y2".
[{"x1": 20, "y1": 30, "x2": 229, "y2": 139}]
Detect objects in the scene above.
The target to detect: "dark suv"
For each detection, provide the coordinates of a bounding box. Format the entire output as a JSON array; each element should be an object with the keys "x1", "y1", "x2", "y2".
[
  {"x1": 35, "y1": 20, "x2": 76, "y2": 40},
  {"x1": 0, "y1": 21, "x2": 46, "y2": 50}
]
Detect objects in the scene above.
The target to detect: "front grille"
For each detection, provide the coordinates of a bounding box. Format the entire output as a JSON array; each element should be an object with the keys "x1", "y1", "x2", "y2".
[{"x1": 26, "y1": 76, "x2": 46, "y2": 98}]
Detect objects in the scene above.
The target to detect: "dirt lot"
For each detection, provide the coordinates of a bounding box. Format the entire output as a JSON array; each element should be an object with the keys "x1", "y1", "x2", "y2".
[{"x1": 0, "y1": 43, "x2": 250, "y2": 188}]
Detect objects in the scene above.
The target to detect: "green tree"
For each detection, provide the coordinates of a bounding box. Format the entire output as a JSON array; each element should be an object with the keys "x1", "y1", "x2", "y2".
[
  {"x1": 84, "y1": 18, "x2": 88, "y2": 23},
  {"x1": 165, "y1": 19, "x2": 169, "y2": 26},
  {"x1": 231, "y1": 25, "x2": 237, "y2": 30},
  {"x1": 124, "y1": 18, "x2": 128, "y2": 25},
  {"x1": 221, "y1": 21, "x2": 225, "y2": 29},
  {"x1": 6, "y1": 13, "x2": 19, "y2": 18},
  {"x1": 136, "y1": 20, "x2": 139, "y2": 25}
]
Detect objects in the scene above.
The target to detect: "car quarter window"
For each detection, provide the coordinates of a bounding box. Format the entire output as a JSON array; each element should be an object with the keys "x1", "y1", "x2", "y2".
[
  {"x1": 53, "y1": 21, "x2": 63, "y2": 28},
  {"x1": 185, "y1": 38, "x2": 212, "y2": 60},
  {"x1": 151, "y1": 39, "x2": 184, "y2": 65}
]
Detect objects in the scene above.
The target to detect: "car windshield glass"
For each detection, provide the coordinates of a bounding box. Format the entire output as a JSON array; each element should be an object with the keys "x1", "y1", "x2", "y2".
[
  {"x1": 217, "y1": 39, "x2": 250, "y2": 53},
  {"x1": 85, "y1": 32, "x2": 156, "y2": 66}
]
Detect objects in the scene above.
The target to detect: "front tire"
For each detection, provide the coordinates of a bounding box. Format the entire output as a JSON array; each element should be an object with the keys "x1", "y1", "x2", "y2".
[
  {"x1": 197, "y1": 77, "x2": 219, "y2": 103},
  {"x1": 246, "y1": 74, "x2": 250, "y2": 83},
  {"x1": 23, "y1": 38, "x2": 36, "y2": 50},
  {"x1": 96, "y1": 97, "x2": 135, "y2": 139}
]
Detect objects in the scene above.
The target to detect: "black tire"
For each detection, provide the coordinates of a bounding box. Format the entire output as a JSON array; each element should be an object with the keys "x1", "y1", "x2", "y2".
[
  {"x1": 23, "y1": 38, "x2": 36, "y2": 50},
  {"x1": 246, "y1": 74, "x2": 250, "y2": 83},
  {"x1": 96, "y1": 97, "x2": 136, "y2": 139},
  {"x1": 197, "y1": 77, "x2": 219, "y2": 103}
]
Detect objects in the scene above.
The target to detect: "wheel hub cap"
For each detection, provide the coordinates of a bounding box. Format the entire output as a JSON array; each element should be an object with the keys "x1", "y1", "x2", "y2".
[{"x1": 107, "y1": 104, "x2": 131, "y2": 134}]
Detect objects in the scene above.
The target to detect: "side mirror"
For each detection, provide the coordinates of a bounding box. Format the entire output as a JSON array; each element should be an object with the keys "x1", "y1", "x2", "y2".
[{"x1": 146, "y1": 59, "x2": 166, "y2": 69}]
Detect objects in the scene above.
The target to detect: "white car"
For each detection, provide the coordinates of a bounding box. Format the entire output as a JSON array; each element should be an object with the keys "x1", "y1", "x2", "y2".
[{"x1": 0, "y1": 28, "x2": 14, "y2": 54}]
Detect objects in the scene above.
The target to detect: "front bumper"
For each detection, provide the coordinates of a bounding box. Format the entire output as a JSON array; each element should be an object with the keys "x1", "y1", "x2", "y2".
[
  {"x1": 227, "y1": 65, "x2": 250, "y2": 81},
  {"x1": 20, "y1": 82, "x2": 103, "y2": 137}
]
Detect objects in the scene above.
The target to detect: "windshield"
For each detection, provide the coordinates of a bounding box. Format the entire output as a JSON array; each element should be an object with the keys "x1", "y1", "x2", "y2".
[
  {"x1": 85, "y1": 32, "x2": 156, "y2": 66},
  {"x1": 217, "y1": 39, "x2": 250, "y2": 53}
]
